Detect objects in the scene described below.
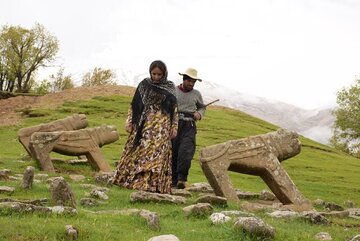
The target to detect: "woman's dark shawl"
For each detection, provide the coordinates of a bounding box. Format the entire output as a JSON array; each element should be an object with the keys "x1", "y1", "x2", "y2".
[{"x1": 130, "y1": 78, "x2": 177, "y2": 148}]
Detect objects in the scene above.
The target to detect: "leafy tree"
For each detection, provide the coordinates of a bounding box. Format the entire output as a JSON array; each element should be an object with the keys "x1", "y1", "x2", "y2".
[
  {"x1": 0, "y1": 23, "x2": 59, "y2": 93},
  {"x1": 50, "y1": 67, "x2": 74, "y2": 92},
  {"x1": 31, "y1": 67, "x2": 74, "y2": 95},
  {"x1": 81, "y1": 67, "x2": 117, "y2": 87},
  {"x1": 32, "y1": 79, "x2": 51, "y2": 95},
  {"x1": 0, "y1": 54, "x2": 15, "y2": 92},
  {"x1": 331, "y1": 79, "x2": 360, "y2": 158}
]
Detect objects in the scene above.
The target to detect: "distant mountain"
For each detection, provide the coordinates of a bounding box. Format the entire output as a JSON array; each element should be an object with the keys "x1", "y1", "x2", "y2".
[
  {"x1": 196, "y1": 81, "x2": 335, "y2": 144},
  {"x1": 117, "y1": 71, "x2": 335, "y2": 144}
]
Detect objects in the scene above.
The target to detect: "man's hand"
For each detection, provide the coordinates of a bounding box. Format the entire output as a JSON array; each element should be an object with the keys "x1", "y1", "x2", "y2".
[
  {"x1": 125, "y1": 122, "x2": 133, "y2": 133},
  {"x1": 170, "y1": 127, "x2": 177, "y2": 139},
  {"x1": 193, "y1": 112, "x2": 201, "y2": 121}
]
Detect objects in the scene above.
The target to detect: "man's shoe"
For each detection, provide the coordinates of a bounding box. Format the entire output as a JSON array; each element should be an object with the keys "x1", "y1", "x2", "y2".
[{"x1": 177, "y1": 181, "x2": 186, "y2": 189}]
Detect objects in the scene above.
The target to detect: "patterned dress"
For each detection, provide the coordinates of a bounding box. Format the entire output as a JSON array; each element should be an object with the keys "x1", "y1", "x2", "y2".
[{"x1": 112, "y1": 104, "x2": 178, "y2": 194}]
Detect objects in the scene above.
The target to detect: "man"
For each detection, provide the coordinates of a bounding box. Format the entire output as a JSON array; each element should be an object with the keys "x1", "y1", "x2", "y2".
[{"x1": 172, "y1": 67, "x2": 206, "y2": 189}]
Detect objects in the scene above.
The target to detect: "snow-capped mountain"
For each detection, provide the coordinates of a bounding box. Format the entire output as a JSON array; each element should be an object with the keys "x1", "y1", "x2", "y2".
[
  {"x1": 197, "y1": 81, "x2": 335, "y2": 144},
  {"x1": 117, "y1": 71, "x2": 335, "y2": 145}
]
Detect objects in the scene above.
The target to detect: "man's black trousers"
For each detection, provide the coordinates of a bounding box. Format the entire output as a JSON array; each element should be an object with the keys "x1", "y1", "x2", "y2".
[{"x1": 172, "y1": 120, "x2": 196, "y2": 186}]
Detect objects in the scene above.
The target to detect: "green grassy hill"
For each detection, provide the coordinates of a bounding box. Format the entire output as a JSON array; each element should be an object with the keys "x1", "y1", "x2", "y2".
[{"x1": 0, "y1": 94, "x2": 359, "y2": 240}]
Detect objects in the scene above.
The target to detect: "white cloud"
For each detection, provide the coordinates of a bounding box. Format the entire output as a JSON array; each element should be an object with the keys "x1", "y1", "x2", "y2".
[{"x1": 1, "y1": 0, "x2": 360, "y2": 109}]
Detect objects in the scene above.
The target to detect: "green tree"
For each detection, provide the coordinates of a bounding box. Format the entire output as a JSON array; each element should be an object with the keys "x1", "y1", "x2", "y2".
[
  {"x1": 32, "y1": 79, "x2": 51, "y2": 95},
  {"x1": 331, "y1": 78, "x2": 360, "y2": 158},
  {"x1": 50, "y1": 67, "x2": 74, "y2": 92},
  {"x1": 0, "y1": 23, "x2": 59, "y2": 93},
  {"x1": 81, "y1": 67, "x2": 117, "y2": 87},
  {"x1": 32, "y1": 67, "x2": 74, "y2": 95}
]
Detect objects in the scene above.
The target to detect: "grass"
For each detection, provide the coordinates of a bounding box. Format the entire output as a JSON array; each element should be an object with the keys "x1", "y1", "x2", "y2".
[{"x1": 0, "y1": 94, "x2": 360, "y2": 240}]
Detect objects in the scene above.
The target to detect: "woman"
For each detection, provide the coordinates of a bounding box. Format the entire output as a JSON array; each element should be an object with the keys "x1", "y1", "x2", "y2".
[{"x1": 112, "y1": 60, "x2": 178, "y2": 194}]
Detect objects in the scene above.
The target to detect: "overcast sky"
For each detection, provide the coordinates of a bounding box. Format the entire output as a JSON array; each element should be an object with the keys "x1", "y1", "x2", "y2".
[{"x1": 2, "y1": 0, "x2": 360, "y2": 109}]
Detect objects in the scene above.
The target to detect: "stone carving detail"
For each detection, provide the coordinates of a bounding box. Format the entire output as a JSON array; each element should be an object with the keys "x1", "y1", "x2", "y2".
[
  {"x1": 29, "y1": 125, "x2": 119, "y2": 172},
  {"x1": 18, "y1": 114, "x2": 88, "y2": 156},
  {"x1": 199, "y1": 128, "x2": 310, "y2": 208}
]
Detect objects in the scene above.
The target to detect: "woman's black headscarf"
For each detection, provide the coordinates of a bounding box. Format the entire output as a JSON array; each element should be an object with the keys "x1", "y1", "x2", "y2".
[{"x1": 130, "y1": 60, "x2": 177, "y2": 147}]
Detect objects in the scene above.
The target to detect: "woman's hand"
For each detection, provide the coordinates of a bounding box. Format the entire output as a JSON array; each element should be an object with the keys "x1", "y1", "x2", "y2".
[
  {"x1": 125, "y1": 122, "x2": 133, "y2": 133},
  {"x1": 170, "y1": 127, "x2": 177, "y2": 139}
]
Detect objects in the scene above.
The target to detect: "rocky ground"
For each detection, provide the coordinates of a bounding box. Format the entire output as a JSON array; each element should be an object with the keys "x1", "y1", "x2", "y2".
[{"x1": 0, "y1": 85, "x2": 135, "y2": 126}]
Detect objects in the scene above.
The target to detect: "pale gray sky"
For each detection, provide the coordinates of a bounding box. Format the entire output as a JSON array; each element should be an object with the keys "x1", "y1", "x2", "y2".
[{"x1": 2, "y1": 0, "x2": 360, "y2": 109}]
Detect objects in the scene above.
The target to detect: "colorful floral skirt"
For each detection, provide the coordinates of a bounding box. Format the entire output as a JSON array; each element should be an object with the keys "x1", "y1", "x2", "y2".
[{"x1": 112, "y1": 108, "x2": 173, "y2": 194}]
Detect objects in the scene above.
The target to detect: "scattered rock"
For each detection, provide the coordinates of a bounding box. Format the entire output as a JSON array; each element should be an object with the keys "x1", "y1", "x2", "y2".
[
  {"x1": 267, "y1": 210, "x2": 299, "y2": 218},
  {"x1": 65, "y1": 225, "x2": 78, "y2": 240},
  {"x1": 325, "y1": 202, "x2": 344, "y2": 211},
  {"x1": 300, "y1": 211, "x2": 329, "y2": 225},
  {"x1": 240, "y1": 201, "x2": 282, "y2": 212},
  {"x1": 0, "y1": 169, "x2": 11, "y2": 175},
  {"x1": 319, "y1": 210, "x2": 349, "y2": 218},
  {"x1": 348, "y1": 208, "x2": 360, "y2": 216},
  {"x1": 195, "y1": 194, "x2": 227, "y2": 206},
  {"x1": 94, "y1": 172, "x2": 114, "y2": 185},
  {"x1": 210, "y1": 213, "x2": 231, "y2": 225},
  {"x1": 235, "y1": 189, "x2": 260, "y2": 200},
  {"x1": 49, "y1": 177, "x2": 76, "y2": 208},
  {"x1": 186, "y1": 182, "x2": 214, "y2": 193},
  {"x1": 349, "y1": 234, "x2": 360, "y2": 241},
  {"x1": 91, "y1": 186, "x2": 110, "y2": 193},
  {"x1": 259, "y1": 189, "x2": 277, "y2": 201},
  {"x1": 130, "y1": 191, "x2": 186, "y2": 204},
  {"x1": 69, "y1": 174, "x2": 86, "y2": 182},
  {"x1": 313, "y1": 198, "x2": 325, "y2": 206},
  {"x1": 80, "y1": 198, "x2": 100, "y2": 207},
  {"x1": 0, "y1": 198, "x2": 48, "y2": 206},
  {"x1": 0, "y1": 186, "x2": 15, "y2": 194},
  {"x1": 344, "y1": 200, "x2": 355, "y2": 208},
  {"x1": 8, "y1": 176, "x2": 22, "y2": 181},
  {"x1": 234, "y1": 216, "x2": 275, "y2": 239},
  {"x1": 314, "y1": 232, "x2": 332, "y2": 240},
  {"x1": 66, "y1": 158, "x2": 88, "y2": 164},
  {"x1": 21, "y1": 166, "x2": 35, "y2": 189},
  {"x1": 139, "y1": 209, "x2": 160, "y2": 231},
  {"x1": 0, "y1": 169, "x2": 10, "y2": 180},
  {"x1": 147, "y1": 234, "x2": 180, "y2": 241},
  {"x1": 89, "y1": 189, "x2": 108, "y2": 200},
  {"x1": 183, "y1": 203, "x2": 213, "y2": 217},
  {"x1": 83, "y1": 208, "x2": 140, "y2": 215},
  {"x1": 0, "y1": 202, "x2": 76, "y2": 215},
  {"x1": 0, "y1": 202, "x2": 50, "y2": 214},
  {"x1": 80, "y1": 184, "x2": 98, "y2": 189},
  {"x1": 171, "y1": 188, "x2": 192, "y2": 197},
  {"x1": 50, "y1": 206, "x2": 77, "y2": 215},
  {"x1": 221, "y1": 210, "x2": 255, "y2": 217}
]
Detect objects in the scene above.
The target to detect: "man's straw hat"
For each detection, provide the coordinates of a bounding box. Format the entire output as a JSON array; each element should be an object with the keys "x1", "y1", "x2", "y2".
[{"x1": 178, "y1": 68, "x2": 202, "y2": 82}]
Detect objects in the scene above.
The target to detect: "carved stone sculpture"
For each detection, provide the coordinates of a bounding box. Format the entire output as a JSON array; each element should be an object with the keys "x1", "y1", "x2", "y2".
[
  {"x1": 199, "y1": 128, "x2": 310, "y2": 208},
  {"x1": 18, "y1": 114, "x2": 88, "y2": 156},
  {"x1": 29, "y1": 125, "x2": 119, "y2": 172}
]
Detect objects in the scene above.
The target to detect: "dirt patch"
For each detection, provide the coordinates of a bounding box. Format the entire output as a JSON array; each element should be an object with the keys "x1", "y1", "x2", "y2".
[{"x1": 0, "y1": 85, "x2": 135, "y2": 126}]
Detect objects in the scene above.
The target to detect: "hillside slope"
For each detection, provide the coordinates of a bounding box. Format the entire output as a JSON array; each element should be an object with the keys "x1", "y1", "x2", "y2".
[
  {"x1": 0, "y1": 85, "x2": 135, "y2": 126},
  {"x1": 0, "y1": 87, "x2": 359, "y2": 240}
]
